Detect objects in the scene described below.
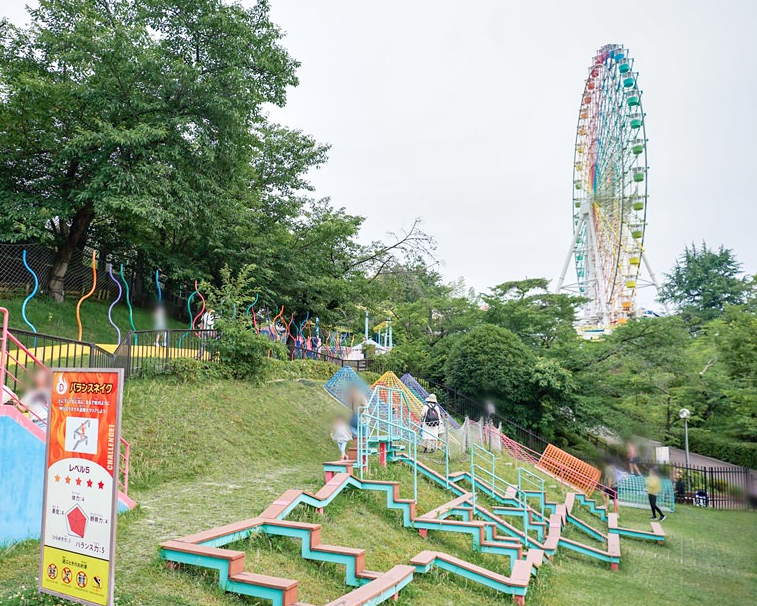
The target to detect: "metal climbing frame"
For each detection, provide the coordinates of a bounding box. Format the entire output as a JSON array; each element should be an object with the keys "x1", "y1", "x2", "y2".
[
  {"x1": 469, "y1": 444, "x2": 532, "y2": 538},
  {"x1": 517, "y1": 467, "x2": 545, "y2": 522},
  {"x1": 356, "y1": 399, "x2": 419, "y2": 502}
]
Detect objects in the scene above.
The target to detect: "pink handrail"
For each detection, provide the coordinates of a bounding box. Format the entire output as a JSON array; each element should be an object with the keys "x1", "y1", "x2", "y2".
[{"x1": 0, "y1": 308, "x2": 131, "y2": 497}]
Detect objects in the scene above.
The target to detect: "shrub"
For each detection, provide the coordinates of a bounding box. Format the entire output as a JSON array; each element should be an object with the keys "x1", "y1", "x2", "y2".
[
  {"x1": 686, "y1": 428, "x2": 757, "y2": 469},
  {"x1": 212, "y1": 320, "x2": 287, "y2": 380},
  {"x1": 261, "y1": 358, "x2": 340, "y2": 382}
]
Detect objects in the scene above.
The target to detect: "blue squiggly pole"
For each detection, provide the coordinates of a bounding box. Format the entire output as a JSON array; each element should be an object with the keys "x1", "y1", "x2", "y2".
[
  {"x1": 120, "y1": 264, "x2": 137, "y2": 343},
  {"x1": 21, "y1": 249, "x2": 38, "y2": 339},
  {"x1": 155, "y1": 269, "x2": 162, "y2": 303},
  {"x1": 108, "y1": 264, "x2": 122, "y2": 343},
  {"x1": 178, "y1": 287, "x2": 199, "y2": 348}
]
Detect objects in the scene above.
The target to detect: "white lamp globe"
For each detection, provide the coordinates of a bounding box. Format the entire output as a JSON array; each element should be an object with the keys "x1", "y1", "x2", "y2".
[{"x1": 679, "y1": 408, "x2": 691, "y2": 420}]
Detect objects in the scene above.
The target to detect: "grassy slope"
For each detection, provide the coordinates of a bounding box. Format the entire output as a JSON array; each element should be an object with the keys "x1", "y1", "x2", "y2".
[
  {"x1": 0, "y1": 295, "x2": 184, "y2": 343},
  {"x1": 0, "y1": 377, "x2": 754, "y2": 606}
]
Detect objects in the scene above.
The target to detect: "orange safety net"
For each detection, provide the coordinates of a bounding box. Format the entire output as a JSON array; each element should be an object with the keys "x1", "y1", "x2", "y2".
[{"x1": 536, "y1": 444, "x2": 601, "y2": 495}]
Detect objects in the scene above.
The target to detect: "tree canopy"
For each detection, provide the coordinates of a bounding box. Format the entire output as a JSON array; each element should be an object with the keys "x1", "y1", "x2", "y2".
[{"x1": 658, "y1": 243, "x2": 750, "y2": 323}]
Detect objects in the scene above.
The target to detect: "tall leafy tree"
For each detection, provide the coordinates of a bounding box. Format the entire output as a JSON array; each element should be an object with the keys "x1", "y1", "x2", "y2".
[
  {"x1": 658, "y1": 243, "x2": 750, "y2": 323},
  {"x1": 0, "y1": 0, "x2": 300, "y2": 300},
  {"x1": 482, "y1": 278, "x2": 583, "y2": 349}
]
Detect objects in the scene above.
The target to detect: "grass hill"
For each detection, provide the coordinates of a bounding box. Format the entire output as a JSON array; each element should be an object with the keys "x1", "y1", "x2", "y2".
[
  {"x1": 0, "y1": 374, "x2": 755, "y2": 606},
  {"x1": 0, "y1": 295, "x2": 184, "y2": 344}
]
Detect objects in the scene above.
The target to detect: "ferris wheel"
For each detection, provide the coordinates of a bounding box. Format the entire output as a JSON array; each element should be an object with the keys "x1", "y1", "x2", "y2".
[{"x1": 556, "y1": 44, "x2": 662, "y2": 328}]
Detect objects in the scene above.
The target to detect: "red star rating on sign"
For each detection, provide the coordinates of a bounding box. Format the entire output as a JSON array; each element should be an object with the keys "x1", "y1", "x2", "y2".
[
  {"x1": 98, "y1": 481, "x2": 105, "y2": 490},
  {"x1": 87, "y1": 479, "x2": 93, "y2": 488},
  {"x1": 75, "y1": 477, "x2": 82, "y2": 486},
  {"x1": 65, "y1": 476, "x2": 71, "y2": 484}
]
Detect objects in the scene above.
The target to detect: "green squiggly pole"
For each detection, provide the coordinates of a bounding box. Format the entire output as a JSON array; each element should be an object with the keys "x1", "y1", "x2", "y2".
[{"x1": 120, "y1": 264, "x2": 137, "y2": 343}]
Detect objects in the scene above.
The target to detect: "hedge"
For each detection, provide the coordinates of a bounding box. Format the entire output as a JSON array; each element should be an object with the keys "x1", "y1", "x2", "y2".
[{"x1": 686, "y1": 428, "x2": 757, "y2": 470}]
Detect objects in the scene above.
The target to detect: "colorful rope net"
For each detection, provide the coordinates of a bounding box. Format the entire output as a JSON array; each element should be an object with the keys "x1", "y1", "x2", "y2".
[
  {"x1": 324, "y1": 367, "x2": 371, "y2": 406},
  {"x1": 399, "y1": 373, "x2": 461, "y2": 430}
]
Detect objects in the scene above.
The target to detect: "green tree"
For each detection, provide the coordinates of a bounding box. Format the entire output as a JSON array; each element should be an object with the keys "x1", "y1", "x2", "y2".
[
  {"x1": 0, "y1": 0, "x2": 302, "y2": 300},
  {"x1": 444, "y1": 324, "x2": 574, "y2": 428},
  {"x1": 659, "y1": 243, "x2": 750, "y2": 323},
  {"x1": 482, "y1": 278, "x2": 583, "y2": 349}
]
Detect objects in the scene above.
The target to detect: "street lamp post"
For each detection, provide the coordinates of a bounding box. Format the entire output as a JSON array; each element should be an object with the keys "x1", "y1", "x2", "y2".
[{"x1": 679, "y1": 408, "x2": 691, "y2": 491}]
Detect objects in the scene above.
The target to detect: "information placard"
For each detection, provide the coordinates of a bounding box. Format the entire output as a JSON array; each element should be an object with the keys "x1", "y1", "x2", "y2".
[{"x1": 39, "y1": 369, "x2": 124, "y2": 606}]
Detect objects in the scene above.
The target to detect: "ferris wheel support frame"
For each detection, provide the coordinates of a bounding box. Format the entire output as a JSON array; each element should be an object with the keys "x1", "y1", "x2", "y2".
[{"x1": 555, "y1": 203, "x2": 613, "y2": 326}]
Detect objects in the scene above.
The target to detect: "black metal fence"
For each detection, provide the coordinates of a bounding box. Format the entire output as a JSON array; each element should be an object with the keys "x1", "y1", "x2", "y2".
[
  {"x1": 636, "y1": 459, "x2": 756, "y2": 510},
  {"x1": 113, "y1": 329, "x2": 220, "y2": 379},
  {"x1": 288, "y1": 345, "x2": 370, "y2": 371},
  {"x1": 4, "y1": 329, "x2": 115, "y2": 382}
]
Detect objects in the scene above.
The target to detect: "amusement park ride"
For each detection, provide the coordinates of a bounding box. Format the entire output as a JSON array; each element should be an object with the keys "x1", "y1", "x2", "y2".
[{"x1": 556, "y1": 45, "x2": 663, "y2": 333}]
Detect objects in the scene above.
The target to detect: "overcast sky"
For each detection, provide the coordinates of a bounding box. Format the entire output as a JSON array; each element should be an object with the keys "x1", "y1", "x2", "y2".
[{"x1": 5, "y1": 1, "x2": 757, "y2": 305}]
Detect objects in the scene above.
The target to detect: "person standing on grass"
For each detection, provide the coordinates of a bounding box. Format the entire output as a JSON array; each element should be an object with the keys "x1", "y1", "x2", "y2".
[
  {"x1": 153, "y1": 303, "x2": 168, "y2": 348},
  {"x1": 646, "y1": 467, "x2": 666, "y2": 521},
  {"x1": 601, "y1": 458, "x2": 618, "y2": 510},
  {"x1": 627, "y1": 441, "x2": 642, "y2": 475},
  {"x1": 421, "y1": 394, "x2": 441, "y2": 453},
  {"x1": 196, "y1": 308, "x2": 216, "y2": 359},
  {"x1": 330, "y1": 414, "x2": 353, "y2": 461},
  {"x1": 348, "y1": 385, "x2": 367, "y2": 439}
]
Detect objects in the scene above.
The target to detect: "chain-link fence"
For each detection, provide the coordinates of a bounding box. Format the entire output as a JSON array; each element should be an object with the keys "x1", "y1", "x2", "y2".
[{"x1": 0, "y1": 242, "x2": 192, "y2": 320}]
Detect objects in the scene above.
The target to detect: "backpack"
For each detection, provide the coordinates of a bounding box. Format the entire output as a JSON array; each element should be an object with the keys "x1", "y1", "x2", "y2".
[{"x1": 424, "y1": 404, "x2": 440, "y2": 424}]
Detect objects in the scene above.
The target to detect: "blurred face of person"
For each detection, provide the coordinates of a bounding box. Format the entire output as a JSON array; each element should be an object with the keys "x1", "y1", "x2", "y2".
[{"x1": 33, "y1": 368, "x2": 51, "y2": 390}]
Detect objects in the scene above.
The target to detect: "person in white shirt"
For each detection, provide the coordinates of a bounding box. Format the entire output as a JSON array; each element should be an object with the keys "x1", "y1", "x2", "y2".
[
  {"x1": 331, "y1": 415, "x2": 353, "y2": 460},
  {"x1": 153, "y1": 303, "x2": 168, "y2": 347},
  {"x1": 20, "y1": 368, "x2": 51, "y2": 428},
  {"x1": 197, "y1": 309, "x2": 216, "y2": 359},
  {"x1": 421, "y1": 394, "x2": 441, "y2": 453}
]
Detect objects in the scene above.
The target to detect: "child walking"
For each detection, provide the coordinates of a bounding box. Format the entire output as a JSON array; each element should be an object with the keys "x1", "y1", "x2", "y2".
[
  {"x1": 646, "y1": 467, "x2": 666, "y2": 521},
  {"x1": 331, "y1": 415, "x2": 353, "y2": 461}
]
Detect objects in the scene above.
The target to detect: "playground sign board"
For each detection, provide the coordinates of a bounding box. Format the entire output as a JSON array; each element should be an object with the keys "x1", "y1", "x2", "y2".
[{"x1": 39, "y1": 369, "x2": 124, "y2": 606}]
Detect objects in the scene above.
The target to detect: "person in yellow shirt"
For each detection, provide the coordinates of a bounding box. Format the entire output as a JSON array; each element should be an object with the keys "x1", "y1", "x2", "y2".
[{"x1": 646, "y1": 467, "x2": 666, "y2": 521}]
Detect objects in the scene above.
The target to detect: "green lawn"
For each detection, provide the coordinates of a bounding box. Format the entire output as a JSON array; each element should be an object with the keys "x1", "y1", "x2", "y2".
[
  {"x1": 0, "y1": 295, "x2": 184, "y2": 344},
  {"x1": 0, "y1": 377, "x2": 754, "y2": 606}
]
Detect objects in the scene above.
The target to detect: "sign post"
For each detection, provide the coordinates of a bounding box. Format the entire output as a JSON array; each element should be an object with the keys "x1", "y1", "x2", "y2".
[{"x1": 39, "y1": 369, "x2": 124, "y2": 606}]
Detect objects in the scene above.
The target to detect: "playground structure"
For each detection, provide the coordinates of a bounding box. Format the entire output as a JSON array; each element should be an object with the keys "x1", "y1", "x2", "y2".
[
  {"x1": 0, "y1": 307, "x2": 135, "y2": 545},
  {"x1": 556, "y1": 44, "x2": 663, "y2": 330},
  {"x1": 159, "y1": 367, "x2": 667, "y2": 606}
]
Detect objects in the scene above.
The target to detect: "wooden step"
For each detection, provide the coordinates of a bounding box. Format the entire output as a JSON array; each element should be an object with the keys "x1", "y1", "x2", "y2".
[
  {"x1": 314, "y1": 473, "x2": 351, "y2": 500},
  {"x1": 417, "y1": 493, "x2": 473, "y2": 520},
  {"x1": 650, "y1": 522, "x2": 665, "y2": 538},
  {"x1": 229, "y1": 571, "x2": 299, "y2": 606},
  {"x1": 160, "y1": 540, "x2": 246, "y2": 575},
  {"x1": 411, "y1": 550, "x2": 530, "y2": 588},
  {"x1": 259, "y1": 490, "x2": 305, "y2": 519},
  {"x1": 322, "y1": 565, "x2": 415, "y2": 606}
]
